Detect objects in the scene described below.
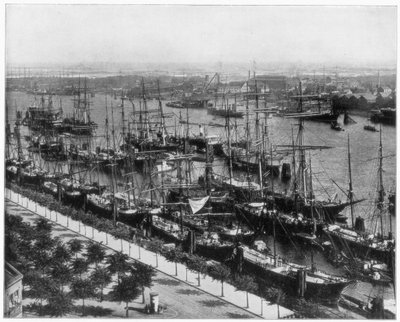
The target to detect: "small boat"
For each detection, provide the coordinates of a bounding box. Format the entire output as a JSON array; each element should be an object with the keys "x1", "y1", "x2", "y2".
[
  {"x1": 364, "y1": 125, "x2": 379, "y2": 132},
  {"x1": 166, "y1": 101, "x2": 185, "y2": 109}
]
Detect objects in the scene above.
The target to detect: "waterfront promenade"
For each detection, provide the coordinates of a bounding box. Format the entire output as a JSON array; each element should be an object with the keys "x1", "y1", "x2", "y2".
[{"x1": 5, "y1": 188, "x2": 297, "y2": 319}]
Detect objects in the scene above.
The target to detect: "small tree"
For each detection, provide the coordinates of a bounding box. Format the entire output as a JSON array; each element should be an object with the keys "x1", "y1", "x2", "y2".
[
  {"x1": 34, "y1": 217, "x2": 53, "y2": 237},
  {"x1": 106, "y1": 252, "x2": 130, "y2": 285},
  {"x1": 164, "y1": 248, "x2": 185, "y2": 276},
  {"x1": 111, "y1": 275, "x2": 141, "y2": 318},
  {"x1": 52, "y1": 241, "x2": 72, "y2": 265},
  {"x1": 130, "y1": 262, "x2": 156, "y2": 304},
  {"x1": 70, "y1": 278, "x2": 96, "y2": 316},
  {"x1": 72, "y1": 257, "x2": 89, "y2": 279},
  {"x1": 146, "y1": 238, "x2": 164, "y2": 268},
  {"x1": 85, "y1": 241, "x2": 106, "y2": 267},
  {"x1": 209, "y1": 264, "x2": 231, "y2": 297},
  {"x1": 235, "y1": 275, "x2": 257, "y2": 308},
  {"x1": 90, "y1": 267, "x2": 112, "y2": 301},
  {"x1": 50, "y1": 262, "x2": 73, "y2": 292},
  {"x1": 263, "y1": 286, "x2": 286, "y2": 319},
  {"x1": 47, "y1": 289, "x2": 74, "y2": 317},
  {"x1": 24, "y1": 272, "x2": 57, "y2": 315},
  {"x1": 68, "y1": 239, "x2": 83, "y2": 259},
  {"x1": 187, "y1": 255, "x2": 207, "y2": 287}
]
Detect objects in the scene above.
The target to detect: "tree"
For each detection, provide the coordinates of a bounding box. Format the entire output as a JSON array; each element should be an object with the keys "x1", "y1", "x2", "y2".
[
  {"x1": 90, "y1": 267, "x2": 112, "y2": 301},
  {"x1": 130, "y1": 262, "x2": 156, "y2": 304},
  {"x1": 52, "y1": 241, "x2": 72, "y2": 265},
  {"x1": 235, "y1": 275, "x2": 257, "y2": 308},
  {"x1": 209, "y1": 264, "x2": 231, "y2": 297},
  {"x1": 146, "y1": 239, "x2": 164, "y2": 268},
  {"x1": 263, "y1": 286, "x2": 286, "y2": 319},
  {"x1": 85, "y1": 241, "x2": 106, "y2": 267},
  {"x1": 164, "y1": 248, "x2": 185, "y2": 276},
  {"x1": 106, "y1": 252, "x2": 130, "y2": 285},
  {"x1": 111, "y1": 275, "x2": 141, "y2": 318},
  {"x1": 187, "y1": 255, "x2": 208, "y2": 287},
  {"x1": 34, "y1": 217, "x2": 53, "y2": 238},
  {"x1": 70, "y1": 278, "x2": 96, "y2": 316},
  {"x1": 50, "y1": 262, "x2": 73, "y2": 292},
  {"x1": 26, "y1": 273, "x2": 58, "y2": 315},
  {"x1": 68, "y1": 239, "x2": 83, "y2": 259},
  {"x1": 47, "y1": 289, "x2": 74, "y2": 317},
  {"x1": 72, "y1": 257, "x2": 89, "y2": 279}
]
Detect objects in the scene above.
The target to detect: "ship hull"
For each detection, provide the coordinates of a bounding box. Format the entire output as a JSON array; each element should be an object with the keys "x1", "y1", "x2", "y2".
[{"x1": 241, "y1": 256, "x2": 350, "y2": 302}]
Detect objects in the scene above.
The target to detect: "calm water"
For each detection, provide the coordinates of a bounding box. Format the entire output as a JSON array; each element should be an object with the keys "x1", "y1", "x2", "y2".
[{"x1": 6, "y1": 90, "x2": 396, "y2": 301}]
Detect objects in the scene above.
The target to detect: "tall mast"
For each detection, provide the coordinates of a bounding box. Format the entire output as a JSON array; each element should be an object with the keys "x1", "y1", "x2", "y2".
[
  {"x1": 308, "y1": 153, "x2": 316, "y2": 235},
  {"x1": 347, "y1": 134, "x2": 355, "y2": 228},
  {"x1": 157, "y1": 80, "x2": 166, "y2": 146},
  {"x1": 105, "y1": 94, "x2": 110, "y2": 161},
  {"x1": 121, "y1": 92, "x2": 126, "y2": 153},
  {"x1": 378, "y1": 127, "x2": 385, "y2": 238},
  {"x1": 226, "y1": 100, "x2": 233, "y2": 185}
]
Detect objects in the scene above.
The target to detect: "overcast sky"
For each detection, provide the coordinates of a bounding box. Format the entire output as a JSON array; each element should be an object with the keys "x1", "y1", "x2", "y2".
[{"x1": 5, "y1": 5, "x2": 397, "y2": 66}]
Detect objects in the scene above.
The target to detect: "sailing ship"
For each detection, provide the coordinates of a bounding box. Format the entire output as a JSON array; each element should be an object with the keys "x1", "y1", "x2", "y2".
[
  {"x1": 207, "y1": 94, "x2": 244, "y2": 118},
  {"x1": 237, "y1": 242, "x2": 351, "y2": 301},
  {"x1": 323, "y1": 132, "x2": 395, "y2": 265},
  {"x1": 61, "y1": 78, "x2": 97, "y2": 135},
  {"x1": 22, "y1": 94, "x2": 64, "y2": 131}
]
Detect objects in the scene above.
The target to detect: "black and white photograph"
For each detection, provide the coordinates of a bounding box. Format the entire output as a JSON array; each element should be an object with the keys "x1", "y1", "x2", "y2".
[{"x1": 3, "y1": 2, "x2": 397, "y2": 319}]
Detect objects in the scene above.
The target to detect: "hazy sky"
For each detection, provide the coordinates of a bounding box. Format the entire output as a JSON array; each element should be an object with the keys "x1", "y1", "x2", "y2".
[{"x1": 5, "y1": 5, "x2": 397, "y2": 66}]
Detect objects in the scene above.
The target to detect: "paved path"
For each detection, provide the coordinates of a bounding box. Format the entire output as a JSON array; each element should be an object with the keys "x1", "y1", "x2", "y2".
[{"x1": 5, "y1": 189, "x2": 296, "y2": 319}]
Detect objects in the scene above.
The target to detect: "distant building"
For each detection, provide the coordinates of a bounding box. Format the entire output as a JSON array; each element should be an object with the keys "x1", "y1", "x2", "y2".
[
  {"x1": 4, "y1": 262, "x2": 23, "y2": 318},
  {"x1": 241, "y1": 75, "x2": 286, "y2": 92},
  {"x1": 345, "y1": 92, "x2": 376, "y2": 104}
]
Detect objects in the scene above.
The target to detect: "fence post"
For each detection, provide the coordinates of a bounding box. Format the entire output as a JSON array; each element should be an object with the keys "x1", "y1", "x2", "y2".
[
  {"x1": 186, "y1": 268, "x2": 188, "y2": 282},
  {"x1": 44, "y1": 207, "x2": 47, "y2": 218},
  {"x1": 106, "y1": 233, "x2": 108, "y2": 245},
  {"x1": 35, "y1": 202, "x2": 37, "y2": 212},
  {"x1": 67, "y1": 216, "x2": 69, "y2": 227},
  {"x1": 138, "y1": 245, "x2": 141, "y2": 259},
  {"x1": 56, "y1": 212, "x2": 58, "y2": 222},
  {"x1": 92, "y1": 226, "x2": 94, "y2": 238},
  {"x1": 260, "y1": 299, "x2": 264, "y2": 316},
  {"x1": 129, "y1": 243, "x2": 131, "y2": 256}
]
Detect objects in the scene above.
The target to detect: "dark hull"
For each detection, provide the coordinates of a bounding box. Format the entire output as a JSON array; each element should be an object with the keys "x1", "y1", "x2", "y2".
[
  {"x1": 62, "y1": 191, "x2": 84, "y2": 208},
  {"x1": 273, "y1": 194, "x2": 351, "y2": 222},
  {"x1": 325, "y1": 232, "x2": 394, "y2": 265},
  {"x1": 241, "y1": 257, "x2": 350, "y2": 302},
  {"x1": 150, "y1": 224, "x2": 187, "y2": 244},
  {"x1": 86, "y1": 199, "x2": 113, "y2": 218},
  {"x1": 118, "y1": 210, "x2": 146, "y2": 227},
  {"x1": 207, "y1": 108, "x2": 244, "y2": 118},
  {"x1": 303, "y1": 113, "x2": 339, "y2": 123},
  {"x1": 195, "y1": 243, "x2": 235, "y2": 261}
]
